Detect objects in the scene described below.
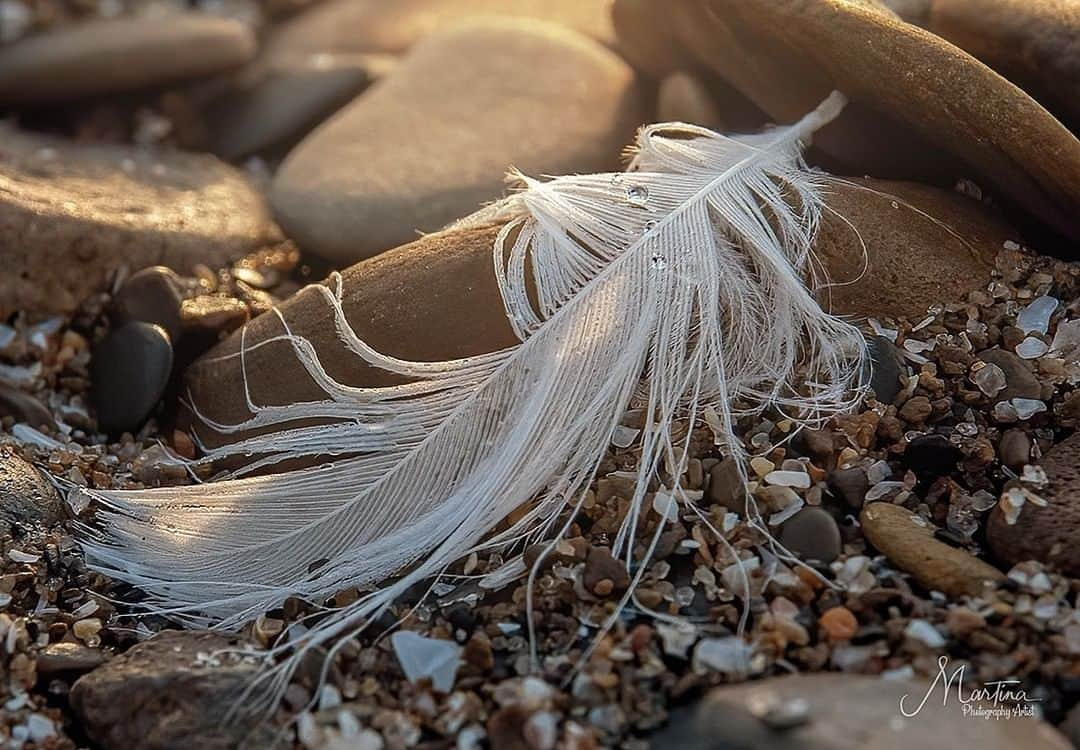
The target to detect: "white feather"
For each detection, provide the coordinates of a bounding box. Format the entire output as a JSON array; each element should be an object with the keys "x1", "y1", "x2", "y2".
[{"x1": 73, "y1": 92, "x2": 866, "y2": 704}]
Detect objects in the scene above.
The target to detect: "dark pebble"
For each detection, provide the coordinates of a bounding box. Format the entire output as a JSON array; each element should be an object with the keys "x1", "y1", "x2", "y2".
[
  {"x1": 827, "y1": 466, "x2": 869, "y2": 510},
  {"x1": 112, "y1": 266, "x2": 184, "y2": 341},
  {"x1": 0, "y1": 383, "x2": 56, "y2": 430},
  {"x1": 708, "y1": 456, "x2": 745, "y2": 513},
  {"x1": 779, "y1": 507, "x2": 842, "y2": 564},
  {"x1": 794, "y1": 428, "x2": 834, "y2": 468},
  {"x1": 865, "y1": 335, "x2": 906, "y2": 404},
  {"x1": 903, "y1": 434, "x2": 960, "y2": 482},
  {"x1": 998, "y1": 428, "x2": 1031, "y2": 470},
  {"x1": 90, "y1": 322, "x2": 174, "y2": 434}
]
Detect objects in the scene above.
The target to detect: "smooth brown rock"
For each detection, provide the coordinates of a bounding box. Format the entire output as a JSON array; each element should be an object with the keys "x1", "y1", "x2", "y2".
[
  {"x1": 613, "y1": 0, "x2": 1080, "y2": 243},
  {"x1": 262, "y1": 0, "x2": 616, "y2": 60},
  {"x1": 657, "y1": 72, "x2": 723, "y2": 128},
  {"x1": 778, "y1": 508, "x2": 842, "y2": 563},
  {"x1": 860, "y1": 501, "x2": 1004, "y2": 597},
  {"x1": 652, "y1": 673, "x2": 1072, "y2": 750},
  {"x1": 184, "y1": 176, "x2": 1012, "y2": 443},
  {"x1": 914, "y1": 0, "x2": 1080, "y2": 132},
  {"x1": 0, "y1": 384, "x2": 55, "y2": 431},
  {"x1": 205, "y1": 53, "x2": 381, "y2": 159},
  {"x1": 0, "y1": 449, "x2": 66, "y2": 527},
  {"x1": 0, "y1": 15, "x2": 256, "y2": 104},
  {"x1": 997, "y1": 428, "x2": 1031, "y2": 471},
  {"x1": 612, "y1": 0, "x2": 694, "y2": 75},
  {"x1": 184, "y1": 224, "x2": 518, "y2": 440},
  {"x1": 70, "y1": 631, "x2": 273, "y2": 750},
  {"x1": 36, "y1": 643, "x2": 107, "y2": 675},
  {"x1": 975, "y1": 349, "x2": 1042, "y2": 403},
  {"x1": 816, "y1": 178, "x2": 1009, "y2": 320},
  {"x1": 987, "y1": 432, "x2": 1080, "y2": 576},
  {"x1": 708, "y1": 457, "x2": 746, "y2": 512},
  {"x1": 272, "y1": 20, "x2": 644, "y2": 262},
  {"x1": 0, "y1": 127, "x2": 275, "y2": 319}
]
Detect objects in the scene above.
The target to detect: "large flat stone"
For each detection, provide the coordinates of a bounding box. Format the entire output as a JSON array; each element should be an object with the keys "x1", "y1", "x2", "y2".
[
  {"x1": 205, "y1": 53, "x2": 380, "y2": 159},
  {"x1": 261, "y1": 0, "x2": 616, "y2": 60},
  {"x1": 895, "y1": 0, "x2": 1080, "y2": 133},
  {"x1": 69, "y1": 631, "x2": 274, "y2": 750},
  {"x1": 0, "y1": 14, "x2": 256, "y2": 105},
  {"x1": 613, "y1": 0, "x2": 1080, "y2": 245},
  {"x1": 0, "y1": 127, "x2": 275, "y2": 318},
  {"x1": 271, "y1": 20, "x2": 644, "y2": 262},
  {"x1": 184, "y1": 177, "x2": 1012, "y2": 446},
  {"x1": 652, "y1": 673, "x2": 1071, "y2": 749}
]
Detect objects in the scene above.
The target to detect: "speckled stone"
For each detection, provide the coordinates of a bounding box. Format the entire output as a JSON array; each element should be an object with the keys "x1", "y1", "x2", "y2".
[
  {"x1": 183, "y1": 175, "x2": 1018, "y2": 448},
  {"x1": 860, "y1": 501, "x2": 1004, "y2": 597},
  {"x1": 987, "y1": 431, "x2": 1080, "y2": 576},
  {"x1": 70, "y1": 631, "x2": 272, "y2": 750},
  {"x1": 0, "y1": 449, "x2": 66, "y2": 526},
  {"x1": 0, "y1": 126, "x2": 274, "y2": 319},
  {"x1": 813, "y1": 178, "x2": 1011, "y2": 320},
  {"x1": 912, "y1": 0, "x2": 1080, "y2": 132}
]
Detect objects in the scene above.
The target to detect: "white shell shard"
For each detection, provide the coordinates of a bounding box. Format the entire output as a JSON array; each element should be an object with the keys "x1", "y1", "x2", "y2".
[
  {"x1": 904, "y1": 619, "x2": 945, "y2": 649},
  {"x1": 694, "y1": 637, "x2": 754, "y2": 675},
  {"x1": 391, "y1": 631, "x2": 461, "y2": 693},
  {"x1": 721, "y1": 556, "x2": 760, "y2": 596},
  {"x1": 864, "y1": 480, "x2": 905, "y2": 502},
  {"x1": 610, "y1": 424, "x2": 640, "y2": 448},
  {"x1": 656, "y1": 622, "x2": 698, "y2": 658},
  {"x1": 1015, "y1": 295, "x2": 1058, "y2": 334},
  {"x1": 652, "y1": 490, "x2": 680, "y2": 521},
  {"x1": 1049, "y1": 319, "x2": 1080, "y2": 360},
  {"x1": 1011, "y1": 398, "x2": 1047, "y2": 420},
  {"x1": 972, "y1": 363, "x2": 1007, "y2": 397},
  {"x1": 763, "y1": 470, "x2": 811, "y2": 488},
  {"x1": 1015, "y1": 337, "x2": 1049, "y2": 359},
  {"x1": 11, "y1": 424, "x2": 62, "y2": 450},
  {"x1": 768, "y1": 497, "x2": 805, "y2": 525}
]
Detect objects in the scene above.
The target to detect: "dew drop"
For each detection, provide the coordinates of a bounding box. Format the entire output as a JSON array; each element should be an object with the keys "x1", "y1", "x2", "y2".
[{"x1": 626, "y1": 184, "x2": 649, "y2": 206}]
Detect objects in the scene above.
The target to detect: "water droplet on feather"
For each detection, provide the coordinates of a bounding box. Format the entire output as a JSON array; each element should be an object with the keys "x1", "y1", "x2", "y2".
[{"x1": 626, "y1": 184, "x2": 649, "y2": 206}]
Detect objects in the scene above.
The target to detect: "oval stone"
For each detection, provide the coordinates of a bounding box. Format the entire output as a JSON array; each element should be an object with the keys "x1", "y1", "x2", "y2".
[
  {"x1": 271, "y1": 20, "x2": 645, "y2": 262},
  {"x1": 0, "y1": 127, "x2": 274, "y2": 319},
  {"x1": 613, "y1": 0, "x2": 1080, "y2": 244},
  {"x1": 184, "y1": 177, "x2": 1017, "y2": 446},
  {"x1": 987, "y1": 431, "x2": 1080, "y2": 576},
  {"x1": 0, "y1": 15, "x2": 256, "y2": 105},
  {"x1": 90, "y1": 322, "x2": 174, "y2": 435}
]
